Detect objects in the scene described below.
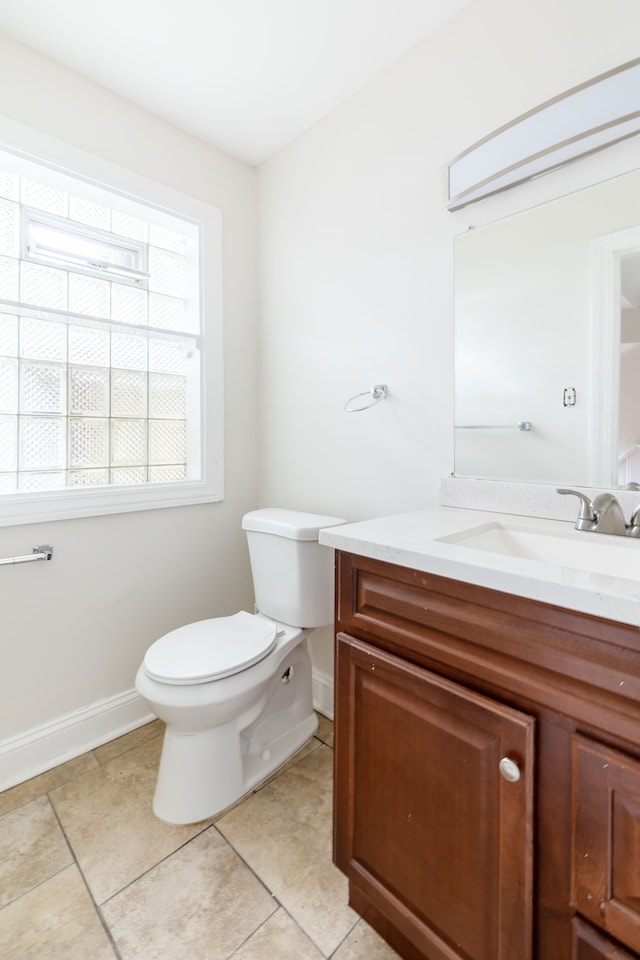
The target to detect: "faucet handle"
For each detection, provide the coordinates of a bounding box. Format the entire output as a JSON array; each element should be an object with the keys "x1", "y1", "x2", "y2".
[
  {"x1": 628, "y1": 504, "x2": 640, "y2": 538},
  {"x1": 556, "y1": 488, "x2": 597, "y2": 530}
]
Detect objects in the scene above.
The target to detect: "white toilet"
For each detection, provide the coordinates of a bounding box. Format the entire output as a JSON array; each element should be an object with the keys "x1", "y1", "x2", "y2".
[{"x1": 135, "y1": 507, "x2": 344, "y2": 824}]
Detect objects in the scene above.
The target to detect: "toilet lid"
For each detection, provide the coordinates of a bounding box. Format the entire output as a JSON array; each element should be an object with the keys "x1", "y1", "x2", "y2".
[{"x1": 143, "y1": 611, "x2": 277, "y2": 685}]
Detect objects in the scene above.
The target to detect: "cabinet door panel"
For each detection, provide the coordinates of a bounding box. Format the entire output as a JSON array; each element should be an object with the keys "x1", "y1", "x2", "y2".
[
  {"x1": 573, "y1": 735, "x2": 640, "y2": 953},
  {"x1": 572, "y1": 917, "x2": 638, "y2": 959},
  {"x1": 334, "y1": 633, "x2": 534, "y2": 960}
]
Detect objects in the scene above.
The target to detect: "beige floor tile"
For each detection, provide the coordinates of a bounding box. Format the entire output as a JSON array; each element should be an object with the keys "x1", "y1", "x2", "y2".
[
  {"x1": 49, "y1": 736, "x2": 211, "y2": 904},
  {"x1": 92, "y1": 719, "x2": 164, "y2": 766},
  {"x1": 0, "y1": 795, "x2": 73, "y2": 908},
  {"x1": 217, "y1": 744, "x2": 357, "y2": 957},
  {"x1": 316, "y1": 714, "x2": 334, "y2": 748},
  {"x1": 0, "y1": 863, "x2": 116, "y2": 960},
  {"x1": 0, "y1": 751, "x2": 99, "y2": 817},
  {"x1": 333, "y1": 919, "x2": 403, "y2": 959},
  {"x1": 233, "y1": 907, "x2": 324, "y2": 959},
  {"x1": 103, "y1": 826, "x2": 277, "y2": 960}
]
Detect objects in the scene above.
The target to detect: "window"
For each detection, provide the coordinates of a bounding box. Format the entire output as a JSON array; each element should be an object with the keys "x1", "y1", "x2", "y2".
[
  {"x1": 0, "y1": 142, "x2": 223, "y2": 525},
  {"x1": 24, "y1": 210, "x2": 149, "y2": 283}
]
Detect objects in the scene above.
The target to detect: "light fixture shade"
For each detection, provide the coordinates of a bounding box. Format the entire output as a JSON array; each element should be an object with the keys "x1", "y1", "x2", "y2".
[{"x1": 447, "y1": 58, "x2": 640, "y2": 211}]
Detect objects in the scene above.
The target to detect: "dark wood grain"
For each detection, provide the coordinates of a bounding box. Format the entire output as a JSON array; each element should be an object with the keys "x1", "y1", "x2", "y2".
[{"x1": 333, "y1": 551, "x2": 640, "y2": 960}]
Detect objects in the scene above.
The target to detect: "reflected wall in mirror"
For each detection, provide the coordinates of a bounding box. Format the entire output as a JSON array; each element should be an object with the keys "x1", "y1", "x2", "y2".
[
  {"x1": 620, "y1": 252, "x2": 640, "y2": 484},
  {"x1": 454, "y1": 167, "x2": 640, "y2": 488}
]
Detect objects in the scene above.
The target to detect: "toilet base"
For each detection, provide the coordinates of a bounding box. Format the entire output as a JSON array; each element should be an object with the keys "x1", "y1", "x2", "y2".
[
  {"x1": 151, "y1": 641, "x2": 318, "y2": 824},
  {"x1": 242, "y1": 710, "x2": 318, "y2": 796},
  {"x1": 152, "y1": 711, "x2": 318, "y2": 824}
]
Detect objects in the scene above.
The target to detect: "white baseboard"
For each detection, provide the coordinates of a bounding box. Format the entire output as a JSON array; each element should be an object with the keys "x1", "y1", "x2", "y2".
[
  {"x1": 312, "y1": 669, "x2": 334, "y2": 721},
  {"x1": 0, "y1": 689, "x2": 155, "y2": 792},
  {"x1": 2, "y1": 673, "x2": 334, "y2": 793}
]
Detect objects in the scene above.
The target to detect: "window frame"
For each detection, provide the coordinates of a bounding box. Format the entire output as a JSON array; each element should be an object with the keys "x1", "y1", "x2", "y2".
[
  {"x1": 0, "y1": 124, "x2": 224, "y2": 527},
  {"x1": 22, "y1": 208, "x2": 151, "y2": 285}
]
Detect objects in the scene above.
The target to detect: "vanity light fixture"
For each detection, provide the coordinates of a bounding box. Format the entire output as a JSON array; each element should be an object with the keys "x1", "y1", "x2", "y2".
[{"x1": 447, "y1": 57, "x2": 640, "y2": 210}]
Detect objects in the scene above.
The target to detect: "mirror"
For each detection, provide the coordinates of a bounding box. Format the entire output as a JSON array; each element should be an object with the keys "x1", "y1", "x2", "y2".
[
  {"x1": 620, "y1": 252, "x2": 640, "y2": 484},
  {"x1": 454, "y1": 167, "x2": 640, "y2": 488}
]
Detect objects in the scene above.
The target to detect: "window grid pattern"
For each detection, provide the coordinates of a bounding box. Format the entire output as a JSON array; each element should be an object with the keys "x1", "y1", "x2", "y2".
[{"x1": 0, "y1": 165, "x2": 196, "y2": 493}]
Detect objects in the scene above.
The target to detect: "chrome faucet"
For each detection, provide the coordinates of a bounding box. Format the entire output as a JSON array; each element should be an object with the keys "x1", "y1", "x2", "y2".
[
  {"x1": 628, "y1": 505, "x2": 640, "y2": 538},
  {"x1": 556, "y1": 488, "x2": 638, "y2": 537}
]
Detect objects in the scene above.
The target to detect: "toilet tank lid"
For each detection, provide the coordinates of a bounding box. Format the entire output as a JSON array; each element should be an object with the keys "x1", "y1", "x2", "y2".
[{"x1": 242, "y1": 508, "x2": 345, "y2": 541}]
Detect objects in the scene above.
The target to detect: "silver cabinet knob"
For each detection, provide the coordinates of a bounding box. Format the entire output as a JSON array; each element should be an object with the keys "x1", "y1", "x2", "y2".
[{"x1": 499, "y1": 757, "x2": 521, "y2": 783}]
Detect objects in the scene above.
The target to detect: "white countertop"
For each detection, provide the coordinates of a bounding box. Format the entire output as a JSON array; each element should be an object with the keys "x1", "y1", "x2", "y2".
[{"x1": 319, "y1": 507, "x2": 640, "y2": 628}]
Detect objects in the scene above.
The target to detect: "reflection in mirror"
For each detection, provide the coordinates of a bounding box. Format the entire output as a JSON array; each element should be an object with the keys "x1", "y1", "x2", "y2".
[
  {"x1": 620, "y1": 253, "x2": 640, "y2": 486},
  {"x1": 454, "y1": 167, "x2": 640, "y2": 488}
]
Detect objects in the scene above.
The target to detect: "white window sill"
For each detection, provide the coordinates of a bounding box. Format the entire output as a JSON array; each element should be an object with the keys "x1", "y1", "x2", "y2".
[{"x1": 0, "y1": 480, "x2": 223, "y2": 527}]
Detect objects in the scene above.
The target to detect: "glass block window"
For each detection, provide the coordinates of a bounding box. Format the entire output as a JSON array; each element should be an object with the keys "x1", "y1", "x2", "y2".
[{"x1": 0, "y1": 145, "x2": 208, "y2": 507}]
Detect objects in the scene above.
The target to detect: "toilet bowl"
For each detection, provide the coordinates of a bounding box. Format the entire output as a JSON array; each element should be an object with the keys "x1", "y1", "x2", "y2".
[{"x1": 135, "y1": 508, "x2": 344, "y2": 824}]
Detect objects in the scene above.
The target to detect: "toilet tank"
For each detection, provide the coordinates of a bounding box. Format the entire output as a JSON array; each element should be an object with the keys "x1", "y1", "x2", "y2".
[{"x1": 242, "y1": 508, "x2": 345, "y2": 628}]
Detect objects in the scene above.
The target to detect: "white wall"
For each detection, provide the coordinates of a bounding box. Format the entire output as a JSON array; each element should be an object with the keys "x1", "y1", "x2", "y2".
[
  {"x1": 4, "y1": 0, "x2": 640, "y2": 781},
  {"x1": 256, "y1": 0, "x2": 640, "y2": 677},
  {"x1": 0, "y1": 35, "x2": 259, "y2": 784}
]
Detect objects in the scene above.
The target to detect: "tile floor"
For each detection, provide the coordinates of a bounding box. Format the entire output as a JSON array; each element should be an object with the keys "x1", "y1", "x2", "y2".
[{"x1": 0, "y1": 715, "x2": 401, "y2": 960}]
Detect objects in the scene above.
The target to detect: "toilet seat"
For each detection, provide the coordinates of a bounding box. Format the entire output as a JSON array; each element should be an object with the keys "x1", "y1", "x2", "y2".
[{"x1": 143, "y1": 611, "x2": 277, "y2": 685}]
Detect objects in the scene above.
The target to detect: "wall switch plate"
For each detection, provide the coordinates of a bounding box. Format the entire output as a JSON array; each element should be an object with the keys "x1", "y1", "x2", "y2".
[{"x1": 563, "y1": 387, "x2": 577, "y2": 406}]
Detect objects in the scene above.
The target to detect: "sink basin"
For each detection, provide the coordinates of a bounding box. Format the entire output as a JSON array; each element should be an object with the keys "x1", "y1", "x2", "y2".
[{"x1": 437, "y1": 521, "x2": 640, "y2": 580}]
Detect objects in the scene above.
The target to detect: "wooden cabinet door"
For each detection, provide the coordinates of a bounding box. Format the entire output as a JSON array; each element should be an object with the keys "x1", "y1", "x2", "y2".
[
  {"x1": 573, "y1": 736, "x2": 640, "y2": 954},
  {"x1": 334, "y1": 633, "x2": 535, "y2": 960},
  {"x1": 572, "y1": 918, "x2": 638, "y2": 959}
]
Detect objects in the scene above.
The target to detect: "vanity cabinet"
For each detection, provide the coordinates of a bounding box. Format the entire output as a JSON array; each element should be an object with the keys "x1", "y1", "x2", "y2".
[
  {"x1": 572, "y1": 918, "x2": 639, "y2": 959},
  {"x1": 333, "y1": 551, "x2": 640, "y2": 960},
  {"x1": 335, "y1": 633, "x2": 534, "y2": 960}
]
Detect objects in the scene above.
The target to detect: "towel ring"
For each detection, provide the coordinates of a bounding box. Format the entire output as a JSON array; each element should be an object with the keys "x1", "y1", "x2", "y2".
[{"x1": 344, "y1": 384, "x2": 387, "y2": 413}]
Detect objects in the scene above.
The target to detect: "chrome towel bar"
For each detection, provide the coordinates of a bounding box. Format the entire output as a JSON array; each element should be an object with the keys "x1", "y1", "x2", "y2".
[
  {"x1": 455, "y1": 421, "x2": 532, "y2": 431},
  {"x1": 0, "y1": 545, "x2": 53, "y2": 566}
]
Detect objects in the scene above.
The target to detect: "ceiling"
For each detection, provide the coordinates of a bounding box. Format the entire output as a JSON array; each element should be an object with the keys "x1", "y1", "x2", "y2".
[{"x1": 0, "y1": 0, "x2": 472, "y2": 166}]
